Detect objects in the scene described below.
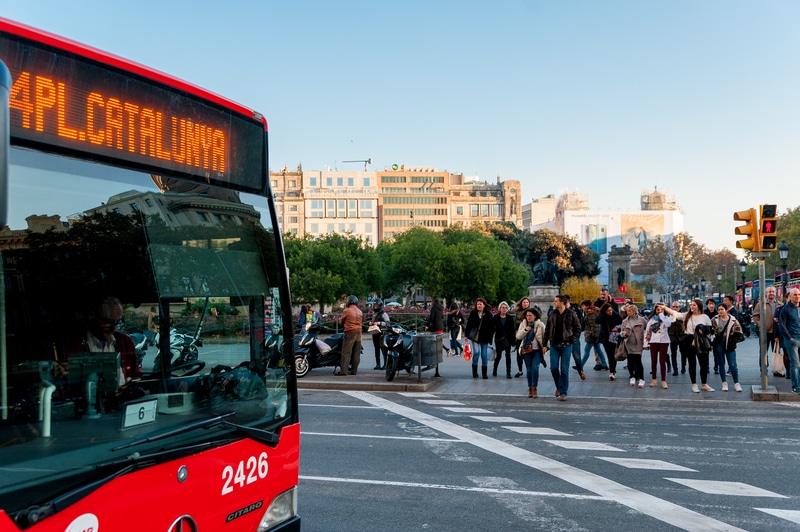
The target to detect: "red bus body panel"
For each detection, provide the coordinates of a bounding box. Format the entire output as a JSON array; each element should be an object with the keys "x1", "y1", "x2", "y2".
[{"x1": 0, "y1": 424, "x2": 300, "y2": 531}]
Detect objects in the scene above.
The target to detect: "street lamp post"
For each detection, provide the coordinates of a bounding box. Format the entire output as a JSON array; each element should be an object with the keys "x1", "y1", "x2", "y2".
[
  {"x1": 716, "y1": 269, "x2": 723, "y2": 302},
  {"x1": 779, "y1": 240, "x2": 789, "y2": 299},
  {"x1": 740, "y1": 259, "x2": 747, "y2": 311},
  {"x1": 700, "y1": 277, "x2": 706, "y2": 299}
]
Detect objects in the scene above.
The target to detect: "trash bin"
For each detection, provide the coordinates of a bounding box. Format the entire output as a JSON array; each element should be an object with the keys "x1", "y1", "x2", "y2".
[{"x1": 413, "y1": 333, "x2": 443, "y2": 366}]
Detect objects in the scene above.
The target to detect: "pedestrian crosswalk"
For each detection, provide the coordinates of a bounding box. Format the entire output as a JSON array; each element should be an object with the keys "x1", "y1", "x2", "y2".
[{"x1": 397, "y1": 391, "x2": 796, "y2": 528}]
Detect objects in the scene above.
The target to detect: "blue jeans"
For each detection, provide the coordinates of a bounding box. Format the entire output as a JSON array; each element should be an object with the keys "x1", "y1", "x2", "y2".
[
  {"x1": 523, "y1": 350, "x2": 542, "y2": 387},
  {"x1": 581, "y1": 341, "x2": 607, "y2": 368},
  {"x1": 713, "y1": 342, "x2": 739, "y2": 384},
  {"x1": 786, "y1": 338, "x2": 800, "y2": 389},
  {"x1": 450, "y1": 328, "x2": 462, "y2": 355},
  {"x1": 471, "y1": 341, "x2": 489, "y2": 367},
  {"x1": 571, "y1": 338, "x2": 583, "y2": 371},
  {"x1": 549, "y1": 344, "x2": 571, "y2": 396}
]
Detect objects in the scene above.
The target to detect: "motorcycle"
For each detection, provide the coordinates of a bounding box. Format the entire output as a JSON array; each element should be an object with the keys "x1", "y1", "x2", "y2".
[
  {"x1": 739, "y1": 310, "x2": 752, "y2": 337},
  {"x1": 383, "y1": 324, "x2": 416, "y2": 381},
  {"x1": 148, "y1": 300, "x2": 208, "y2": 377},
  {"x1": 294, "y1": 323, "x2": 360, "y2": 377}
]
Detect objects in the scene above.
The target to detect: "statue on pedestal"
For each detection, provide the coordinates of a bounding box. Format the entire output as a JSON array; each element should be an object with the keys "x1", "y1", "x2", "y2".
[{"x1": 532, "y1": 254, "x2": 559, "y2": 286}]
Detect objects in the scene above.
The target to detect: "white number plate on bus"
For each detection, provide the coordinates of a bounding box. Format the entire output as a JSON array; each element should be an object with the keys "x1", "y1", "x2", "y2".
[{"x1": 121, "y1": 398, "x2": 158, "y2": 429}]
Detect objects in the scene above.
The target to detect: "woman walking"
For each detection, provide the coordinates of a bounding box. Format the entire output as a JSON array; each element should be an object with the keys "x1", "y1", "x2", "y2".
[
  {"x1": 465, "y1": 298, "x2": 495, "y2": 379},
  {"x1": 665, "y1": 299, "x2": 713, "y2": 392},
  {"x1": 645, "y1": 303, "x2": 672, "y2": 389},
  {"x1": 493, "y1": 302, "x2": 516, "y2": 378},
  {"x1": 513, "y1": 298, "x2": 531, "y2": 377},
  {"x1": 516, "y1": 307, "x2": 546, "y2": 397},
  {"x1": 711, "y1": 303, "x2": 744, "y2": 392},
  {"x1": 621, "y1": 304, "x2": 648, "y2": 388},
  {"x1": 596, "y1": 303, "x2": 623, "y2": 381},
  {"x1": 446, "y1": 301, "x2": 464, "y2": 356}
]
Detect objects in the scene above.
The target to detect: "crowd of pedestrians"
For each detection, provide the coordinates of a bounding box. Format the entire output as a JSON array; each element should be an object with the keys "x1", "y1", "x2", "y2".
[{"x1": 437, "y1": 288, "x2": 759, "y2": 399}]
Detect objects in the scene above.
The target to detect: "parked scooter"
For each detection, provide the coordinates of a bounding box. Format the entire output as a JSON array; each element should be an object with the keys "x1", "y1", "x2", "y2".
[
  {"x1": 294, "y1": 322, "x2": 358, "y2": 377},
  {"x1": 149, "y1": 300, "x2": 208, "y2": 376},
  {"x1": 383, "y1": 324, "x2": 416, "y2": 381}
]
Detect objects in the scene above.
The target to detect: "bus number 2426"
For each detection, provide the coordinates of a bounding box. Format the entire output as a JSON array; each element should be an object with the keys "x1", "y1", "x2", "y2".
[{"x1": 221, "y1": 452, "x2": 269, "y2": 495}]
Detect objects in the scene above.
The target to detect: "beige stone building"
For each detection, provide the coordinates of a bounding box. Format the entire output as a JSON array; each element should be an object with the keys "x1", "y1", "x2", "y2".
[{"x1": 268, "y1": 165, "x2": 522, "y2": 243}]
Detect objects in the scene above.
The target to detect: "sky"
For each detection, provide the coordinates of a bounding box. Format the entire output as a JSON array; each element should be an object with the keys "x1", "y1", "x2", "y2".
[{"x1": 4, "y1": 0, "x2": 800, "y2": 253}]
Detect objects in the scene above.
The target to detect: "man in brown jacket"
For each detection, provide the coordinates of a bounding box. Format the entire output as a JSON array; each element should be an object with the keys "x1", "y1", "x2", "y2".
[{"x1": 338, "y1": 295, "x2": 363, "y2": 375}]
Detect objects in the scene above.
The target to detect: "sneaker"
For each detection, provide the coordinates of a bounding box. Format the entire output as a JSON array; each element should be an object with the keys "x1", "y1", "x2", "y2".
[
  {"x1": 630, "y1": 377, "x2": 636, "y2": 387},
  {"x1": 721, "y1": 382, "x2": 728, "y2": 392},
  {"x1": 734, "y1": 383, "x2": 742, "y2": 392},
  {"x1": 793, "y1": 387, "x2": 800, "y2": 394},
  {"x1": 610, "y1": 372, "x2": 616, "y2": 381},
  {"x1": 692, "y1": 384, "x2": 700, "y2": 393},
  {"x1": 593, "y1": 364, "x2": 602, "y2": 371},
  {"x1": 702, "y1": 384, "x2": 715, "y2": 392},
  {"x1": 638, "y1": 379, "x2": 645, "y2": 388}
]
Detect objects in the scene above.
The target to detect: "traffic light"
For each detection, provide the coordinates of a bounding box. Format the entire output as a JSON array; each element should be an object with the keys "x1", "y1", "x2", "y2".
[
  {"x1": 759, "y1": 204, "x2": 778, "y2": 251},
  {"x1": 733, "y1": 208, "x2": 759, "y2": 251}
]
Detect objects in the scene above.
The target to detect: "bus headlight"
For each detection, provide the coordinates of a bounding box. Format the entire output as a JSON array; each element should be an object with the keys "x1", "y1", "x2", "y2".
[{"x1": 257, "y1": 486, "x2": 297, "y2": 531}]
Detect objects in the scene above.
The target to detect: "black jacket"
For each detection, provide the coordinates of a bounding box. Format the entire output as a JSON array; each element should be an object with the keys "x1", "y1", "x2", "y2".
[
  {"x1": 465, "y1": 309, "x2": 495, "y2": 344},
  {"x1": 493, "y1": 313, "x2": 516, "y2": 350},
  {"x1": 544, "y1": 308, "x2": 581, "y2": 347},
  {"x1": 425, "y1": 302, "x2": 444, "y2": 331}
]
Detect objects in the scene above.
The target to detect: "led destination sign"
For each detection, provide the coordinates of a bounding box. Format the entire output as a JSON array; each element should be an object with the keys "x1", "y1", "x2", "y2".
[{"x1": 0, "y1": 30, "x2": 267, "y2": 193}]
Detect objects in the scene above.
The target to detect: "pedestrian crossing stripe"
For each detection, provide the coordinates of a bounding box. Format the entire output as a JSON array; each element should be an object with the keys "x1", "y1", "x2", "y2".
[
  {"x1": 666, "y1": 479, "x2": 788, "y2": 498},
  {"x1": 596, "y1": 457, "x2": 696, "y2": 471},
  {"x1": 503, "y1": 427, "x2": 572, "y2": 436},
  {"x1": 543, "y1": 440, "x2": 625, "y2": 451},
  {"x1": 754, "y1": 508, "x2": 800, "y2": 524},
  {"x1": 470, "y1": 416, "x2": 529, "y2": 423}
]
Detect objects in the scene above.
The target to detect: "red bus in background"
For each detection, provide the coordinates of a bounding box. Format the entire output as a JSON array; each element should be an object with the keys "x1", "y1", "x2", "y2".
[{"x1": 0, "y1": 18, "x2": 299, "y2": 531}]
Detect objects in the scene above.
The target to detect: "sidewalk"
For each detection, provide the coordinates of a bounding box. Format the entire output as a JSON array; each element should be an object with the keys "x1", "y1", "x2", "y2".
[{"x1": 296, "y1": 334, "x2": 800, "y2": 402}]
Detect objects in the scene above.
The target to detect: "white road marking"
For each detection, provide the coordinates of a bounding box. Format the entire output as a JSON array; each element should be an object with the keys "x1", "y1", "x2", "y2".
[
  {"x1": 299, "y1": 403, "x2": 380, "y2": 409},
  {"x1": 301, "y1": 431, "x2": 461, "y2": 442},
  {"x1": 471, "y1": 416, "x2": 529, "y2": 423},
  {"x1": 754, "y1": 508, "x2": 800, "y2": 524},
  {"x1": 398, "y1": 392, "x2": 439, "y2": 397},
  {"x1": 503, "y1": 427, "x2": 572, "y2": 436},
  {"x1": 345, "y1": 390, "x2": 745, "y2": 532},
  {"x1": 299, "y1": 475, "x2": 608, "y2": 500},
  {"x1": 417, "y1": 399, "x2": 464, "y2": 405},
  {"x1": 666, "y1": 479, "x2": 789, "y2": 498},
  {"x1": 441, "y1": 407, "x2": 494, "y2": 413},
  {"x1": 597, "y1": 457, "x2": 697, "y2": 471},
  {"x1": 543, "y1": 440, "x2": 625, "y2": 451}
]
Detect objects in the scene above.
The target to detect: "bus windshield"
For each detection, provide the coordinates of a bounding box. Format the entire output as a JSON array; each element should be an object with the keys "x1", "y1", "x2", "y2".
[{"x1": 0, "y1": 146, "x2": 293, "y2": 517}]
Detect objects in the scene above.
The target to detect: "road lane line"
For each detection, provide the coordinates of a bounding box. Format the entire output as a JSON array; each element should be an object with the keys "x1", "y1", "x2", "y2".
[
  {"x1": 302, "y1": 431, "x2": 461, "y2": 442},
  {"x1": 300, "y1": 475, "x2": 608, "y2": 500},
  {"x1": 345, "y1": 390, "x2": 746, "y2": 532}
]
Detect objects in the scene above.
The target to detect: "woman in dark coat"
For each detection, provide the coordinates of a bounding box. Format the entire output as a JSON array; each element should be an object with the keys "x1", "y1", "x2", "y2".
[
  {"x1": 595, "y1": 303, "x2": 623, "y2": 381},
  {"x1": 465, "y1": 298, "x2": 495, "y2": 379},
  {"x1": 492, "y1": 301, "x2": 517, "y2": 378}
]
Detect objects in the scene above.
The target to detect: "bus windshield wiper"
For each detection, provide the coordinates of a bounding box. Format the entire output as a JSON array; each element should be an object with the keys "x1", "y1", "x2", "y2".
[{"x1": 112, "y1": 412, "x2": 279, "y2": 451}]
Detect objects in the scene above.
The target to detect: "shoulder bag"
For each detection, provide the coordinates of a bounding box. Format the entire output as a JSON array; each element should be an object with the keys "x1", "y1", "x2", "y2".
[{"x1": 614, "y1": 337, "x2": 628, "y2": 361}]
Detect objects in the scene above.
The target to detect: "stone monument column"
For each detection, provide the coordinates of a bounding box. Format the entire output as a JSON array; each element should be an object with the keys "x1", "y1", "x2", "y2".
[{"x1": 606, "y1": 245, "x2": 633, "y2": 300}]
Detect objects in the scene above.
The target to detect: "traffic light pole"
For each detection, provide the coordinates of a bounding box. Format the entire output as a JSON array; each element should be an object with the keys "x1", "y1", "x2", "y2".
[{"x1": 753, "y1": 251, "x2": 771, "y2": 391}]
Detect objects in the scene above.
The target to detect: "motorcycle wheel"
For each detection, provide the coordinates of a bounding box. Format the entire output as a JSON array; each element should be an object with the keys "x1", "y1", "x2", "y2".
[
  {"x1": 184, "y1": 346, "x2": 199, "y2": 361},
  {"x1": 295, "y1": 356, "x2": 310, "y2": 378},
  {"x1": 385, "y1": 356, "x2": 398, "y2": 382},
  {"x1": 169, "y1": 360, "x2": 205, "y2": 377}
]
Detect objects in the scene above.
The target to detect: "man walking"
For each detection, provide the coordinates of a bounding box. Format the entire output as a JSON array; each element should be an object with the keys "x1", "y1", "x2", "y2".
[
  {"x1": 544, "y1": 295, "x2": 581, "y2": 401},
  {"x1": 778, "y1": 288, "x2": 800, "y2": 394}
]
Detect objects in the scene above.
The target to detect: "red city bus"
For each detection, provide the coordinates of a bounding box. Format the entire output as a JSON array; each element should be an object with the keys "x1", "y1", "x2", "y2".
[{"x1": 0, "y1": 18, "x2": 300, "y2": 531}]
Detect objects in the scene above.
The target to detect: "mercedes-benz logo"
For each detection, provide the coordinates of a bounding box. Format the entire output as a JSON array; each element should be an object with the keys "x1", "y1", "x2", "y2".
[{"x1": 167, "y1": 515, "x2": 198, "y2": 532}]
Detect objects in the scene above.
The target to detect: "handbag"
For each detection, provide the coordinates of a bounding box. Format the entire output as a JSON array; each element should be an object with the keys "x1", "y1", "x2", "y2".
[
  {"x1": 614, "y1": 338, "x2": 628, "y2": 361},
  {"x1": 463, "y1": 342, "x2": 472, "y2": 361},
  {"x1": 367, "y1": 324, "x2": 381, "y2": 335},
  {"x1": 520, "y1": 344, "x2": 534, "y2": 355}
]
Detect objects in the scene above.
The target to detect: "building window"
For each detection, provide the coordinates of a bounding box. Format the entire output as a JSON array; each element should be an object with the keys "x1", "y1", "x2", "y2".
[
  {"x1": 338, "y1": 200, "x2": 346, "y2": 216},
  {"x1": 338, "y1": 224, "x2": 345, "y2": 232},
  {"x1": 349, "y1": 224, "x2": 356, "y2": 232},
  {"x1": 326, "y1": 177, "x2": 333, "y2": 186},
  {"x1": 481, "y1": 204, "x2": 489, "y2": 217},
  {"x1": 114, "y1": 208, "x2": 122, "y2": 215},
  {"x1": 130, "y1": 203, "x2": 140, "y2": 211},
  {"x1": 311, "y1": 200, "x2": 323, "y2": 217},
  {"x1": 289, "y1": 180, "x2": 296, "y2": 188},
  {"x1": 271, "y1": 180, "x2": 278, "y2": 189},
  {"x1": 327, "y1": 224, "x2": 334, "y2": 233},
  {"x1": 359, "y1": 200, "x2": 373, "y2": 217},
  {"x1": 363, "y1": 177, "x2": 371, "y2": 187},
  {"x1": 309, "y1": 177, "x2": 317, "y2": 187},
  {"x1": 492, "y1": 204, "x2": 501, "y2": 217},
  {"x1": 310, "y1": 223, "x2": 319, "y2": 233},
  {"x1": 145, "y1": 199, "x2": 153, "y2": 207},
  {"x1": 349, "y1": 200, "x2": 357, "y2": 217},
  {"x1": 337, "y1": 177, "x2": 344, "y2": 187},
  {"x1": 347, "y1": 177, "x2": 354, "y2": 187},
  {"x1": 290, "y1": 228, "x2": 298, "y2": 235},
  {"x1": 198, "y1": 212, "x2": 208, "y2": 222},
  {"x1": 289, "y1": 216, "x2": 298, "y2": 224},
  {"x1": 470, "y1": 204, "x2": 478, "y2": 216}
]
